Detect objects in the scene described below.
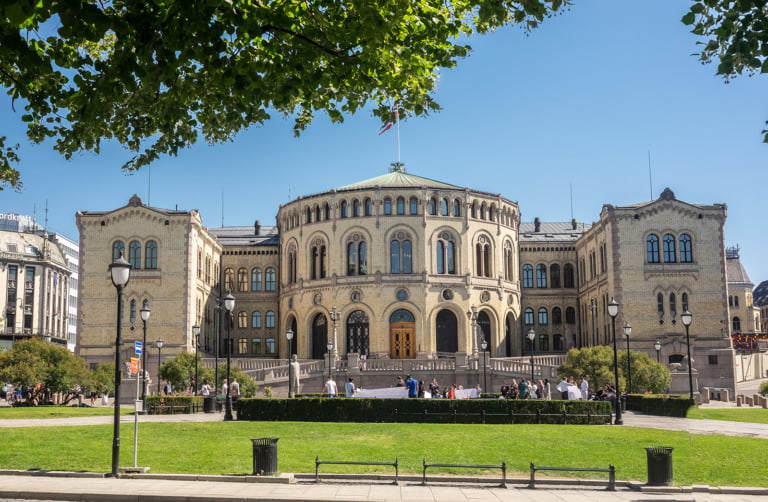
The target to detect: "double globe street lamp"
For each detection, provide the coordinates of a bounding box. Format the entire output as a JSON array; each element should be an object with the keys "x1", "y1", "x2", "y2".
[{"x1": 108, "y1": 254, "x2": 131, "y2": 477}]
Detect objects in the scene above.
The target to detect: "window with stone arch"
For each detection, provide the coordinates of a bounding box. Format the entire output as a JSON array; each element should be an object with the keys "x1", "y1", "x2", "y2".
[
  {"x1": 305, "y1": 207, "x2": 312, "y2": 224},
  {"x1": 470, "y1": 201, "x2": 477, "y2": 219},
  {"x1": 237, "y1": 268, "x2": 248, "y2": 291},
  {"x1": 364, "y1": 198, "x2": 372, "y2": 216},
  {"x1": 503, "y1": 241, "x2": 514, "y2": 281},
  {"x1": 238, "y1": 311, "x2": 247, "y2": 328},
  {"x1": 224, "y1": 268, "x2": 234, "y2": 291},
  {"x1": 524, "y1": 307, "x2": 534, "y2": 326},
  {"x1": 663, "y1": 234, "x2": 676, "y2": 262},
  {"x1": 657, "y1": 293, "x2": 664, "y2": 319},
  {"x1": 251, "y1": 268, "x2": 262, "y2": 291},
  {"x1": 536, "y1": 264, "x2": 547, "y2": 288},
  {"x1": 475, "y1": 235, "x2": 492, "y2": 277},
  {"x1": 565, "y1": 307, "x2": 576, "y2": 324},
  {"x1": 340, "y1": 200, "x2": 348, "y2": 218},
  {"x1": 383, "y1": 197, "x2": 392, "y2": 215},
  {"x1": 552, "y1": 307, "x2": 562, "y2": 325},
  {"x1": 669, "y1": 293, "x2": 677, "y2": 319},
  {"x1": 265, "y1": 310, "x2": 276, "y2": 328},
  {"x1": 112, "y1": 241, "x2": 125, "y2": 262},
  {"x1": 396, "y1": 196, "x2": 405, "y2": 215},
  {"x1": 563, "y1": 263, "x2": 575, "y2": 288},
  {"x1": 489, "y1": 204, "x2": 496, "y2": 222},
  {"x1": 681, "y1": 292, "x2": 689, "y2": 312},
  {"x1": 346, "y1": 233, "x2": 368, "y2": 276},
  {"x1": 315, "y1": 205, "x2": 321, "y2": 222},
  {"x1": 522, "y1": 264, "x2": 533, "y2": 288},
  {"x1": 436, "y1": 231, "x2": 456, "y2": 274},
  {"x1": 550, "y1": 263, "x2": 561, "y2": 288},
  {"x1": 428, "y1": 197, "x2": 437, "y2": 215},
  {"x1": 679, "y1": 234, "x2": 693, "y2": 262},
  {"x1": 390, "y1": 231, "x2": 413, "y2": 274},
  {"x1": 646, "y1": 234, "x2": 660, "y2": 263},
  {"x1": 453, "y1": 199, "x2": 462, "y2": 217},
  {"x1": 733, "y1": 316, "x2": 741, "y2": 332},
  {"x1": 252, "y1": 311, "x2": 261, "y2": 328},
  {"x1": 352, "y1": 199, "x2": 361, "y2": 217},
  {"x1": 538, "y1": 307, "x2": 548, "y2": 325},
  {"x1": 265, "y1": 268, "x2": 276, "y2": 291},
  {"x1": 440, "y1": 198, "x2": 449, "y2": 216},
  {"x1": 129, "y1": 240, "x2": 141, "y2": 269},
  {"x1": 324, "y1": 203, "x2": 331, "y2": 220},
  {"x1": 409, "y1": 197, "x2": 418, "y2": 215},
  {"x1": 145, "y1": 241, "x2": 158, "y2": 269},
  {"x1": 310, "y1": 238, "x2": 327, "y2": 280},
  {"x1": 480, "y1": 202, "x2": 487, "y2": 220},
  {"x1": 287, "y1": 247, "x2": 297, "y2": 284}
]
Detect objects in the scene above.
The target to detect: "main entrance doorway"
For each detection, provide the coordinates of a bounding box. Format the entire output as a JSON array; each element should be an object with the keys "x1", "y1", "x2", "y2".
[{"x1": 389, "y1": 309, "x2": 416, "y2": 359}]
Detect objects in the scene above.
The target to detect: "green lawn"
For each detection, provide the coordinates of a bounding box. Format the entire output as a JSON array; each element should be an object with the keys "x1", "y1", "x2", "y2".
[
  {"x1": 687, "y1": 407, "x2": 768, "y2": 424},
  {"x1": 0, "y1": 406, "x2": 129, "y2": 419},
  {"x1": 0, "y1": 420, "x2": 765, "y2": 487}
]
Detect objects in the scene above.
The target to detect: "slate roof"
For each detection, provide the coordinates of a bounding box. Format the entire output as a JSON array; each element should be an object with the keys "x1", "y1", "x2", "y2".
[
  {"x1": 336, "y1": 168, "x2": 463, "y2": 191},
  {"x1": 209, "y1": 225, "x2": 279, "y2": 246},
  {"x1": 519, "y1": 221, "x2": 591, "y2": 243}
]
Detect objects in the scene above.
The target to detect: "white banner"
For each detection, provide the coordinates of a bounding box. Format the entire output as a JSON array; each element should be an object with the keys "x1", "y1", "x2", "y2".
[{"x1": 353, "y1": 387, "x2": 408, "y2": 398}]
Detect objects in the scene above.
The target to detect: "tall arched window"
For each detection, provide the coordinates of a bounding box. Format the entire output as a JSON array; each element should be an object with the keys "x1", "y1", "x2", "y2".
[
  {"x1": 352, "y1": 199, "x2": 360, "y2": 217},
  {"x1": 563, "y1": 263, "x2": 575, "y2": 288},
  {"x1": 679, "y1": 234, "x2": 693, "y2": 262},
  {"x1": 436, "y1": 232, "x2": 455, "y2": 274},
  {"x1": 287, "y1": 249, "x2": 297, "y2": 284},
  {"x1": 265, "y1": 268, "x2": 276, "y2": 291},
  {"x1": 475, "y1": 236, "x2": 492, "y2": 277},
  {"x1": 663, "y1": 234, "x2": 676, "y2": 262},
  {"x1": 538, "y1": 307, "x2": 548, "y2": 325},
  {"x1": 550, "y1": 264, "x2": 560, "y2": 288},
  {"x1": 315, "y1": 205, "x2": 321, "y2": 222},
  {"x1": 251, "y1": 268, "x2": 262, "y2": 291},
  {"x1": 440, "y1": 198, "x2": 449, "y2": 216},
  {"x1": 346, "y1": 235, "x2": 367, "y2": 275},
  {"x1": 470, "y1": 201, "x2": 477, "y2": 218},
  {"x1": 647, "y1": 234, "x2": 660, "y2": 263},
  {"x1": 251, "y1": 311, "x2": 261, "y2": 328},
  {"x1": 383, "y1": 197, "x2": 392, "y2": 215},
  {"x1": 732, "y1": 316, "x2": 741, "y2": 332},
  {"x1": 265, "y1": 310, "x2": 275, "y2": 328},
  {"x1": 340, "y1": 200, "x2": 348, "y2": 218},
  {"x1": 522, "y1": 264, "x2": 533, "y2": 288},
  {"x1": 681, "y1": 292, "x2": 689, "y2": 312},
  {"x1": 237, "y1": 311, "x2": 247, "y2": 328},
  {"x1": 428, "y1": 198, "x2": 437, "y2": 215},
  {"x1": 305, "y1": 207, "x2": 312, "y2": 224},
  {"x1": 552, "y1": 307, "x2": 562, "y2": 325},
  {"x1": 145, "y1": 241, "x2": 158, "y2": 269},
  {"x1": 503, "y1": 241, "x2": 514, "y2": 281},
  {"x1": 536, "y1": 264, "x2": 547, "y2": 288},
  {"x1": 364, "y1": 198, "x2": 372, "y2": 216},
  {"x1": 409, "y1": 196, "x2": 418, "y2": 215},
  {"x1": 129, "y1": 240, "x2": 141, "y2": 269},
  {"x1": 112, "y1": 241, "x2": 125, "y2": 262},
  {"x1": 565, "y1": 307, "x2": 576, "y2": 324},
  {"x1": 524, "y1": 307, "x2": 534, "y2": 326},
  {"x1": 396, "y1": 197, "x2": 405, "y2": 215},
  {"x1": 453, "y1": 199, "x2": 462, "y2": 217},
  {"x1": 390, "y1": 232, "x2": 412, "y2": 274},
  {"x1": 311, "y1": 241, "x2": 326, "y2": 280},
  {"x1": 224, "y1": 268, "x2": 234, "y2": 291},
  {"x1": 325, "y1": 203, "x2": 331, "y2": 220},
  {"x1": 129, "y1": 299, "x2": 137, "y2": 325},
  {"x1": 238, "y1": 268, "x2": 247, "y2": 291},
  {"x1": 657, "y1": 293, "x2": 664, "y2": 319},
  {"x1": 669, "y1": 293, "x2": 677, "y2": 319}
]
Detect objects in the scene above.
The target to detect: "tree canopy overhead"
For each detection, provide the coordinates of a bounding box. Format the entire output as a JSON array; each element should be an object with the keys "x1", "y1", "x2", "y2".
[{"x1": 0, "y1": 0, "x2": 568, "y2": 190}]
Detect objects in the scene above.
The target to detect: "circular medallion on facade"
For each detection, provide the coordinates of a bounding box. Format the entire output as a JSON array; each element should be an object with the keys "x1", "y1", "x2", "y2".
[
  {"x1": 313, "y1": 293, "x2": 322, "y2": 305},
  {"x1": 480, "y1": 291, "x2": 491, "y2": 303},
  {"x1": 351, "y1": 290, "x2": 362, "y2": 303},
  {"x1": 396, "y1": 289, "x2": 409, "y2": 301},
  {"x1": 442, "y1": 289, "x2": 454, "y2": 301}
]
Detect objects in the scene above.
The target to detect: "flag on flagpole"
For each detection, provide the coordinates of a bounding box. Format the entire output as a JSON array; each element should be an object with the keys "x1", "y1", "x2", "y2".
[
  {"x1": 378, "y1": 122, "x2": 393, "y2": 135},
  {"x1": 377, "y1": 103, "x2": 398, "y2": 135}
]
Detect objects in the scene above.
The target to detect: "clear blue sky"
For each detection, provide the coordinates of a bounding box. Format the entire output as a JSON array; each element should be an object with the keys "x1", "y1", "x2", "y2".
[{"x1": 3, "y1": 2, "x2": 767, "y2": 283}]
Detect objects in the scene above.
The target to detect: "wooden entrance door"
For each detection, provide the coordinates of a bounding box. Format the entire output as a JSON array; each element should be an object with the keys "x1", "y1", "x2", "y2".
[{"x1": 390, "y1": 322, "x2": 416, "y2": 359}]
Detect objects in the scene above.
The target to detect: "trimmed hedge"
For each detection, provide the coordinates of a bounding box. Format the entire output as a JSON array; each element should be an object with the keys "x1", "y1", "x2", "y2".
[
  {"x1": 145, "y1": 395, "x2": 203, "y2": 414},
  {"x1": 235, "y1": 397, "x2": 611, "y2": 424},
  {"x1": 624, "y1": 394, "x2": 692, "y2": 417}
]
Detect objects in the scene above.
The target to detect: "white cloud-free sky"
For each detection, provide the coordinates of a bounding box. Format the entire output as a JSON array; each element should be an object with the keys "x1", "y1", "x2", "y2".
[{"x1": 4, "y1": 2, "x2": 767, "y2": 282}]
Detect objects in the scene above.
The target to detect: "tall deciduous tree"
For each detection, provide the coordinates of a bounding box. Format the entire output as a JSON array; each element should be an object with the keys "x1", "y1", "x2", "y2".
[{"x1": 0, "y1": 0, "x2": 568, "y2": 190}]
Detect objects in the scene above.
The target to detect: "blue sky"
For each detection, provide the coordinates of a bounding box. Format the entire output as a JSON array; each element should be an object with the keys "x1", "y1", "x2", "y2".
[{"x1": 3, "y1": 2, "x2": 768, "y2": 283}]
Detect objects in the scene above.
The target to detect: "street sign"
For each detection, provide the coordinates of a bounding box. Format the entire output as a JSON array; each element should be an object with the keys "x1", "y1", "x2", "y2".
[
  {"x1": 130, "y1": 357, "x2": 139, "y2": 374},
  {"x1": 135, "y1": 341, "x2": 142, "y2": 355}
]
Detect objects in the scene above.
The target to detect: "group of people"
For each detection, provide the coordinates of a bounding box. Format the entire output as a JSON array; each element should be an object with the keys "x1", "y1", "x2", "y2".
[{"x1": 498, "y1": 378, "x2": 552, "y2": 399}]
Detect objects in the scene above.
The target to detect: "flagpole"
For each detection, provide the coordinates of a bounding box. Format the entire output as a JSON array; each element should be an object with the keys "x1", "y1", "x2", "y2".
[{"x1": 395, "y1": 104, "x2": 401, "y2": 164}]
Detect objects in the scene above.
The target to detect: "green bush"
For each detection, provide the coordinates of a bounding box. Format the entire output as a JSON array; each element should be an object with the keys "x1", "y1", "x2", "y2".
[
  {"x1": 146, "y1": 395, "x2": 203, "y2": 414},
  {"x1": 235, "y1": 398, "x2": 611, "y2": 424},
  {"x1": 624, "y1": 394, "x2": 692, "y2": 417},
  {"x1": 759, "y1": 381, "x2": 768, "y2": 397}
]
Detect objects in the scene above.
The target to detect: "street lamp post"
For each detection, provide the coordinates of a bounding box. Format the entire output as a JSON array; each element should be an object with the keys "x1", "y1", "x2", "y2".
[
  {"x1": 654, "y1": 340, "x2": 661, "y2": 364},
  {"x1": 326, "y1": 341, "x2": 333, "y2": 380},
  {"x1": 480, "y1": 339, "x2": 488, "y2": 396},
  {"x1": 108, "y1": 254, "x2": 131, "y2": 477},
  {"x1": 329, "y1": 306, "x2": 339, "y2": 361},
  {"x1": 286, "y1": 329, "x2": 294, "y2": 397},
  {"x1": 223, "y1": 292, "x2": 235, "y2": 421},
  {"x1": 466, "y1": 305, "x2": 479, "y2": 359},
  {"x1": 681, "y1": 310, "x2": 694, "y2": 405},
  {"x1": 155, "y1": 339, "x2": 163, "y2": 395},
  {"x1": 139, "y1": 304, "x2": 150, "y2": 406},
  {"x1": 192, "y1": 325, "x2": 201, "y2": 395},
  {"x1": 608, "y1": 297, "x2": 622, "y2": 425},
  {"x1": 527, "y1": 328, "x2": 536, "y2": 385},
  {"x1": 623, "y1": 322, "x2": 632, "y2": 394}
]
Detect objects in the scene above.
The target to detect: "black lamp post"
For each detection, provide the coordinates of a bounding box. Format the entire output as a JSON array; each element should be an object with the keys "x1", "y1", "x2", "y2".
[
  {"x1": 223, "y1": 292, "x2": 235, "y2": 421},
  {"x1": 155, "y1": 338, "x2": 163, "y2": 395},
  {"x1": 192, "y1": 324, "x2": 200, "y2": 395},
  {"x1": 623, "y1": 321, "x2": 632, "y2": 394},
  {"x1": 527, "y1": 328, "x2": 535, "y2": 385},
  {"x1": 480, "y1": 338, "x2": 488, "y2": 396},
  {"x1": 286, "y1": 328, "x2": 294, "y2": 397},
  {"x1": 108, "y1": 254, "x2": 131, "y2": 477},
  {"x1": 654, "y1": 340, "x2": 661, "y2": 364},
  {"x1": 139, "y1": 304, "x2": 150, "y2": 406},
  {"x1": 681, "y1": 310, "x2": 694, "y2": 404},
  {"x1": 608, "y1": 297, "x2": 622, "y2": 425},
  {"x1": 327, "y1": 341, "x2": 333, "y2": 380}
]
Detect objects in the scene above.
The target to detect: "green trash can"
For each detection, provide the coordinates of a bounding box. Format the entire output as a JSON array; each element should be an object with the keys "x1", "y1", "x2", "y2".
[
  {"x1": 252, "y1": 438, "x2": 279, "y2": 475},
  {"x1": 203, "y1": 396, "x2": 217, "y2": 413},
  {"x1": 645, "y1": 446, "x2": 673, "y2": 486}
]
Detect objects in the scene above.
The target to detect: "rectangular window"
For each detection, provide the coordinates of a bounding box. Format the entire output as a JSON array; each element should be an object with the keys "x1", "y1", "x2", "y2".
[
  {"x1": 266, "y1": 337, "x2": 276, "y2": 353},
  {"x1": 708, "y1": 355, "x2": 718, "y2": 365},
  {"x1": 252, "y1": 338, "x2": 261, "y2": 354},
  {"x1": 238, "y1": 338, "x2": 248, "y2": 354}
]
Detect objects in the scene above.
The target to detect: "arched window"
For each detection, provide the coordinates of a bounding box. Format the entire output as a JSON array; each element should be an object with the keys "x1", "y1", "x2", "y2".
[
  {"x1": 647, "y1": 234, "x2": 660, "y2": 263},
  {"x1": 347, "y1": 235, "x2": 367, "y2": 275},
  {"x1": 428, "y1": 198, "x2": 437, "y2": 215},
  {"x1": 480, "y1": 203, "x2": 487, "y2": 220},
  {"x1": 563, "y1": 263, "x2": 575, "y2": 288},
  {"x1": 112, "y1": 241, "x2": 125, "y2": 262},
  {"x1": 265, "y1": 310, "x2": 275, "y2": 328},
  {"x1": 552, "y1": 307, "x2": 562, "y2": 325},
  {"x1": 679, "y1": 234, "x2": 693, "y2": 262},
  {"x1": 396, "y1": 197, "x2": 405, "y2": 215},
  {"x1": 489, "y1": 204, "x2": 496, "y2": 222},
  {"x1": 503, "y1": 241, "x2": 514, "y2": 281},
  {"x1": 470, "y1": 201, "x2": 477, "y2": 219},
  {"x1": 383, "y1": 197, "x2": 392, "y2": 215},
  {"x1": 129, "y1": 299, "x2": 137, "y2": 325},
  {"x1": 663, "y1": 234, "x2": 676, "y2": 262},
  {"x1": 315, "y1": 205, "x2": 321, "y2": 222},
  {"x1": 324, "y1": 203, "x2": 331, "y2": 220},
  {"x1": 522, "y1": 264, "x2": 533, "y2": 288},
  {"x1": 475, "y1": 236, "x2": 492, "y2": 277},
  {"x1": 538, "y1": 333, "x2": 549, "y2": 351},
  {"x1": 440, "y1": 198, "x2": 449, "y2": 216},
  {"x1": 287, "y1": 249, "x2": 297, "y2": 284},
  {"x1": 657, "y1": 293, "x2": 664, "y2": 319},
  {"x1": 129, "y1": 240, "x2": 141, "y2": 269},
  {"x1": 669, "y1": 293, "x2": 677, "y2": 319},
  {"x1": 538, "y1": 307, "x2": 548, "y2": 325},
  {"x1": 265, "y1": 268, "x2": 276, "y2": 291},
  {"x1": 224, "y1": 268, "x2": 234, "y2": 291},
  {"x1": 251, "y1": 311, "x2": 261, "y2": 328},
  {"x1": 732, "y1": 316, "x2": 741, "y2": 332},
  {"x1": 409, "y1": 197, "x2": 418, "y2": 215},
  {"x1": 238, "y1": 268, "x2": 247, "y2": 291},
  {"x1": 340, "y1": 200, "x2": 348, "y2": 218},
  {"x1": 305, "y1": 207, "x2": 312, "y2": 224},
  {"x1": 390, "y1": 233, "x2": 412, "y2": 274},
  {"x1": 238, "y1": 311, "x2": 247, "y2": 328},
  {"x1": 251, "y1": 268, "x2": 262, "y2": 291},
  {"x1": 436, "y1": 232, "x2": 456, "y2": 274},
  {"x1": 565, "y1": 307, "x2": 576, "y2": 324},
  {"x1": 352, "y1": 199, "x2": 360, "y2": 217},
  {"x1": 550, "y1": 264, "x2": 560, "y2": 288},
  {"x1": 524, "y1": 307, "x2": 534, "y2": 326},
  {"x1": 364, "y1": 198, "x2": 372, "y2": 216},
  {"x1": 311, "y1": 242, "x2": 326, "y2": 280},
  {"x1": 145, "y1": 241, "x2": 158, "y2": 269},
  {"x1": 453, "y1": 199, "x2": 462, "y2": 217},
  {"x1": 682, "y1": 292, "x2": 689, "y2": 312},
  {"x1": 536, "y1": 264, "x2": 547, "y2": 288}
]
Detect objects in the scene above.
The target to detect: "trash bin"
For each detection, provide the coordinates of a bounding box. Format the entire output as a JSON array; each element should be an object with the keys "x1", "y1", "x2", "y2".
[
  {"x1": 645, "y1": 446, "x2": 673, "y2": 486},
  {"x1": 252, "y1": 438, "x2": 279, "y2": 475},
  {"x1": 204, "y1": 395, "x2": 217, "y2": 413}
]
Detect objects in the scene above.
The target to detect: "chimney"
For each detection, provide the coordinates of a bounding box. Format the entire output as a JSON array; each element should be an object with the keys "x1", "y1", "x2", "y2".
[
  {"x1": 571, "y1": 218, "x2": 577, "y2": 230},
  {"x1": 254, "y1": 220, "x2": 261, "y2": 236},
  {"x1": 534, "y1": 217, "x2": 541, "y2": 232}
]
